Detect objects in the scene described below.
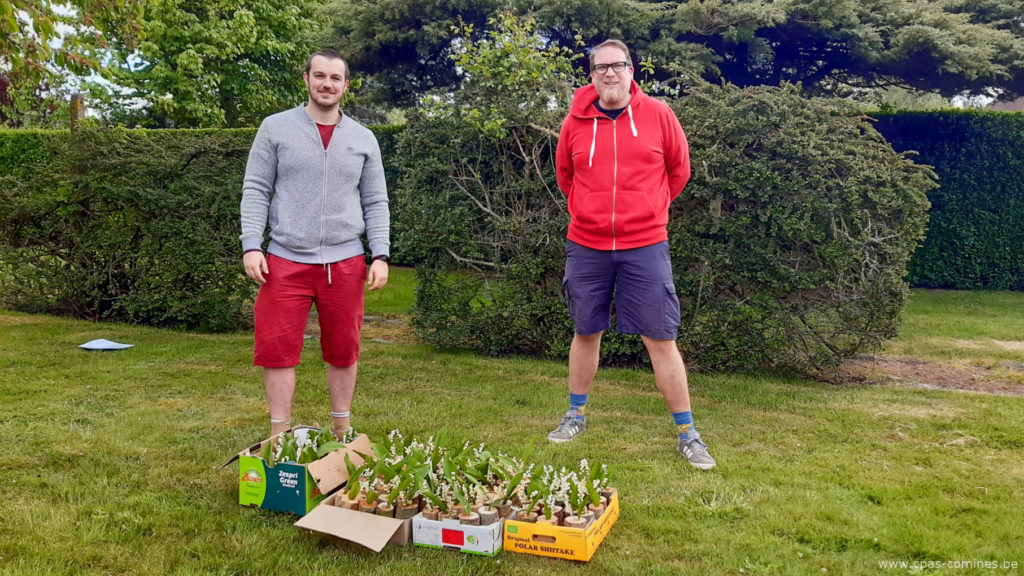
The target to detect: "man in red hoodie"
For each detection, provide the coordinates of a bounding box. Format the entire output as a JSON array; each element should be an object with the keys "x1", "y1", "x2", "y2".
[{"x1": 549, "y1": 39, "x2": 716, "y2": 470}]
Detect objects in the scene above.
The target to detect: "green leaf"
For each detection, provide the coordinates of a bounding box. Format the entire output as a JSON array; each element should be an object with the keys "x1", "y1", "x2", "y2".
[
  {"x1": 346, "y1": 476, "x2": 362, "y2": 500},
  {"x1": 316, "y1": 441, "x2": 343, "y2": 458},
  {"x1": 501, "y1": 470, "x2": 525, "y2": 504},
  {"x1": 261, "y1": 438, "x2": 275, "y2": 469},
  {"x1": 421, "y1": 489, "x2": 445, "y2": 512}
]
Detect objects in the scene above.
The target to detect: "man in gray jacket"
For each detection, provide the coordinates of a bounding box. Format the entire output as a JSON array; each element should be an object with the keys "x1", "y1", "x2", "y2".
[{"x1": 240, "y1": 49, "x2": 390, "y2": 441}]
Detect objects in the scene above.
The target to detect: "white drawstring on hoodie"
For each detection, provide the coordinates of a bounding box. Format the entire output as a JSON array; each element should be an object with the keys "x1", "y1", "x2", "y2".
[
  {"x1": 588, "y1": 118, "x2": 597, "y2": 166},
  {"x1": 588, "y1": 103, "x2": 639, "y2": 167}
]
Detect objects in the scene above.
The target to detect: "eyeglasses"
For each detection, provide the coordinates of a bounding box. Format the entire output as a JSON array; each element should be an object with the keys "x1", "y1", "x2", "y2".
[{"x1": 592, "y1": 61, "x2": 630, "y2": 74}]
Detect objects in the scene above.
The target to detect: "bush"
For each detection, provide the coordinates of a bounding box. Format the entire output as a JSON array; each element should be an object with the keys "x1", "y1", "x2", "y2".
[
  {"x1": 873, "y1": 110, "x2": 1024, "y2": 290},
  {"x1": 393, "y1": 13, "x2": 936, "y2": 373},
  {"x1": 0, "y1": 124, "x2": 399, "y2": 331},
  {"x1": 393, "y1": 12, "x2": 595, "y2": 360},
  {"x1": 670, "y1": 83, "x2": 934, "y2": 371},
  {"x1": 0, "y1": 128, "x2": 256, "y2": 330},
  {"x1": 0, "y1": 125, "x2": 399, "y2": 332}
]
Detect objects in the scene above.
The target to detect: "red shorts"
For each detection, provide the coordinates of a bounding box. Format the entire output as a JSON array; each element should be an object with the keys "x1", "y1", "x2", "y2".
[{"x1": 254, "y1": 253, "x2": 366, "y2": 368}]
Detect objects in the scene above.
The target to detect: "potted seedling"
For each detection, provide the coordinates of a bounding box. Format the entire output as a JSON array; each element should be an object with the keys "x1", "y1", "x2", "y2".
[
  {"x1": 419, "y1": 460, "x2": 451, "y2": 521},
  {"x1": 490, "y1": 454, "x2": 530, "y2": 519},
  {"x1": 419, "y1": 481, "x2": 449, "y2": 521},
  {"x1": 584, "y1": 460, "x2": 611, "y2": 519},
  {"x1": 350, "y1": 456, "x2": 382, "y2": 514},
  {"x1": 515, "y1": 489, "x2": 542, "y2": 523},
  {"x1": 394, "y1": 476, "x2": 422, "y2": 520},
  {"x1": 395, "y1": 458, "x2": 429, "y2": 520},
  {"x1": 469, "y1": 481, "x2": 500, "y2": 525},
  {"x1": 562, "y1": 471, "x2": 591, "y2": 529},
  {"x1": 516, "y1": 473, "x2": 548, "y2": 524},
  {"x1": 536, "y1": 465, "x2": 571, "y2": 524},
  {"x1": 371, "y1": 457, "x2": 399, "y2": 517},
  {"x1": 452, "y1": 481, "x2": 480, "y2": 526},
  {"x1": 439, "y1": 453, "x2": 467, "y2": 518},
  {"x1": 334, "y1": 453, "x2": 367, "y2": 510},
  {"x1": 259, "y1": 426, "x2": 346, "y2": 468},
  {"x1": 380, "y1": 470, "x2": 414, "y2": 519},
  {"x1": 538, "y1": 494, "x2": 560, "y2": 525},
  {"x1": 358, "y1": 478, "x2": 381, "y2": 513}
]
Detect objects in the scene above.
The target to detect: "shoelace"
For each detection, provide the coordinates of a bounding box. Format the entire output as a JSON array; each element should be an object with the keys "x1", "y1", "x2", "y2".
[
  {"x1": 559, "y1": 415, "x2": 582, "y2": 429},
  {"x1": 684, "y1": 439, "x2": 710, "y2": 456}
]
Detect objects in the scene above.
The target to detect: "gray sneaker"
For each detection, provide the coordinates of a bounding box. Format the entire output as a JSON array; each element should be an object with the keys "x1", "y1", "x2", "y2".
[
  {"x1": 678, "y1": 437, "x2": 716, "y2": 470},
  {"x1": 547, "y1": 411, "x2": 586, "y2": 443}
]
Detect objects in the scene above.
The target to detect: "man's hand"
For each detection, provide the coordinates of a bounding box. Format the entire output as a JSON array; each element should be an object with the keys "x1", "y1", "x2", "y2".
[
  {"x1": 367, "y1": 259, "x2": 389, "y2": 291},
  {"x1": 243, "y1": 251, "x2": 269, "y2": 284}
]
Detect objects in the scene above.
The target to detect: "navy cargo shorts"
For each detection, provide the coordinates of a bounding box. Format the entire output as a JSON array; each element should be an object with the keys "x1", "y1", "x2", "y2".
[{"x1": 562, "y1": 239, "x2": 681, "y2": 340}]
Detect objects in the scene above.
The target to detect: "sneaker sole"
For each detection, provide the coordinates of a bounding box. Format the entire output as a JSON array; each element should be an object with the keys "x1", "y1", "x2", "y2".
[
  {"x1": 547, "y1": 435, "x2": 575, "y2": 443},
  {"x1": 688, "y1": 460, "x2": 716, "y2": 470},
  {"x1": 678, "y1": 448, "x2": 716, "y2": 470}
]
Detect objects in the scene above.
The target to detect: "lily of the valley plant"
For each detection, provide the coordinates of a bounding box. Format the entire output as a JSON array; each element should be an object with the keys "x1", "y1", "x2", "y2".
[
  {"x1": 336, "y1": 430, "x2": 611, "y2": 526},
  {"x1": 261, "y1": 426, "x2": 352, "y2": 468}
]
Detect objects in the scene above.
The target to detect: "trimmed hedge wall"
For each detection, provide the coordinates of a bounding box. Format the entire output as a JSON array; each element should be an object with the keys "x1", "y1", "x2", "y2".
[
  {"x1": 0, "y1": 125, "x2": 401, "y2": 331},
  {"x1": 874, "y1": 110, "x2": 1024, "y2": 290}
]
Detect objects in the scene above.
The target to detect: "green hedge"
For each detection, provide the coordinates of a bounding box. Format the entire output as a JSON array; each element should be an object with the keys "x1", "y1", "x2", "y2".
[
  {"x1": 873, "y1": 110, "x2": 1024, "y2": 290},
  {"x1": 0, "y1": 125, "x2": 401, "y2": 331}
]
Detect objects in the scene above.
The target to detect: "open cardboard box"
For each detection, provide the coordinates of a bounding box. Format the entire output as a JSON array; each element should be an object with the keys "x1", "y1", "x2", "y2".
[
  {"x1": 412, "y1": 513, "x2": 504, "y2": 556},
  {"x1": 503, "y1": 490, "x2": 619, "y2": 562},
  {"x1": 225, "y1": 427, "x2": 373, "y2": 516},
  {"x1": 295, "y1": 492, "x2": 413, "y2": 552}
]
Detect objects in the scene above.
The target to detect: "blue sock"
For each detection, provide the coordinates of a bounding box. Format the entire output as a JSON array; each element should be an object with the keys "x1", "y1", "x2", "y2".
[
  {"x1": 673, "y1": 411, "x2": 696, "y2": 441},
  {"x1": 569, "y1": 392, "x2": 588, "y2": 422}
]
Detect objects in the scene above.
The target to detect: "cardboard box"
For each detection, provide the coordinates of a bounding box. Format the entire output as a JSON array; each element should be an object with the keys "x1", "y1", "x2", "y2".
[
  {"x1": 226, "y1": 428, "x2": 373, "y2": 516},
  {"x1": 295, "y1": 492, "x2": 412, "y2": 552},
  {"x1": 412, "y1": 513, "x2": 504, "y2": 556},
  {"x1": 503, "y1": 491, "x2": 619, "y2": 562}
]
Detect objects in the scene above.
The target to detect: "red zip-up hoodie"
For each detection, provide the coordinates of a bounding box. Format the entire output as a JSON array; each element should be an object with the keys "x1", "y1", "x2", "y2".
[{"x1": 556, "y1": 80, "x2": 690, "y2": 251}]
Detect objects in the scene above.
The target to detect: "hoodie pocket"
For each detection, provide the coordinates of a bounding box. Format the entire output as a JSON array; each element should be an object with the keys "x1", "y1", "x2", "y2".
[
  {"x1": 616, "y1": 189, "x2": 665, "y2": 236},
  {"x1": 571, "y1": 189, "x2": 614, "y2": 227}
]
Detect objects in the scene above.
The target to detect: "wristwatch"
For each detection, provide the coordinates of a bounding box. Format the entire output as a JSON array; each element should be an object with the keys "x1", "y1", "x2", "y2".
[{"x1": 372, "y1": 255, "x2": 390, "y2": 263}]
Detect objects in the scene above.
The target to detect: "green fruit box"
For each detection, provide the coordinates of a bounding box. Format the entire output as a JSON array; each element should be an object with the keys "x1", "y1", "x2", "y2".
[{"x1": 224, "y1": 427, "x2": 373, "y2": 516}]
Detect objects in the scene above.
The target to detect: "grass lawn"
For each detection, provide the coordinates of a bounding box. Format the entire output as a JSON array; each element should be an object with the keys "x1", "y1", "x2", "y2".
[
  {"x1": 883, "y1": 290, "x2": 1024, "y2": 384},
  {"x1": 1, "y1": 279, "x2": 1022, "y2": 575}
]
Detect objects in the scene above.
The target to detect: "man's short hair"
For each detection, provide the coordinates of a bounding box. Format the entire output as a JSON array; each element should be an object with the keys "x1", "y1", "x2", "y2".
[
  {"x1": 305, "y1": 49, "x2": 348, "y2": 80},
  {"x1": 589, "y1": 39, "x2": 632, "y2": 68}
]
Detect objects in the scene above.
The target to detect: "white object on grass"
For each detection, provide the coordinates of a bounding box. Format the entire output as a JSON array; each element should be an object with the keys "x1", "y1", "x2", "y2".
[{"x1": 79, "y1": 339, "x2": 134, "y2": 351}]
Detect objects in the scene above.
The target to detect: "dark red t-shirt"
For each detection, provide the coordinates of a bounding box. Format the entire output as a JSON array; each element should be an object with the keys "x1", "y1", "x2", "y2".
[{"x1": 316, "y1": 122, "x2": 335, "y2": 149}]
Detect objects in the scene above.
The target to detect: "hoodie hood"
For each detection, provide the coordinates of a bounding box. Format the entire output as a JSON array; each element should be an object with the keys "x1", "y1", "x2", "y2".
[
  {"x1": 568, "y1": 80, "x2": 646, "y2": 119},
  {"x1": 569, "y1": 81, "x2": 643, "y2": 167}
]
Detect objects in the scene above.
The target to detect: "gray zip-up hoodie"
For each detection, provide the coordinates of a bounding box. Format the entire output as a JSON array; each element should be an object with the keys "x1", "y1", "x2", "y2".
[{"x1": 239, "y1": 104, "x2": 389, "y2": 264}]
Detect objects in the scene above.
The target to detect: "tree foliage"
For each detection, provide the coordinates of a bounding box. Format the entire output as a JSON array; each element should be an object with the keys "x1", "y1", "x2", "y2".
[
  {"x1": 685, "y1": 0, "x2": 1024, "y2": 97},
  {"x1": 313, "y1": 0, "x2": 504, "y2": 107},
  {"x1": 0, "y1": 0, "x2": 141, "y2": 127},
  {"x1": 391, "y1": 12, "x2": 582, "y2": 356},
  {"x1": 321, "y1": 0, "x2": 1024, "y2": 109},
  {"x1": 89, "y1": 0, "x2": 322, "y2": 127},
  {"x1": 393, "y1": 12, "x2": 936, "y2": 373}
]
